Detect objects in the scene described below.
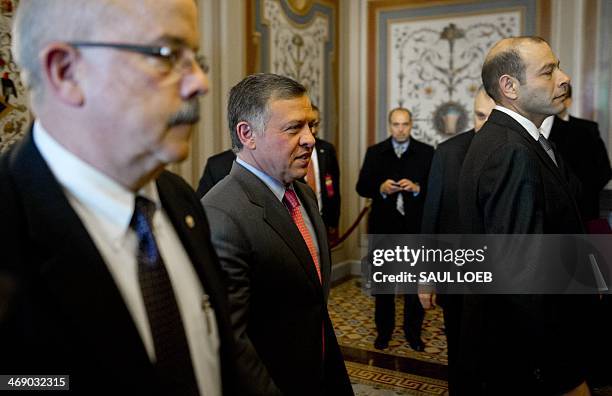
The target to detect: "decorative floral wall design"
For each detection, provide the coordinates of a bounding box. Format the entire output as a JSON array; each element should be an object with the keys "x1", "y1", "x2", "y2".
[
  {"x1": 0, "y1": 0, "x2": 30, "y2": 153},
  {"x1": 248, "y1": 0, "x2": 338, "y2": 143},
  {"x1": 388, "y1": 11, "x2": 520, "y2": 146},
  {"x1": 263, "y1": 0, "x2": 328, "y2": 111}
]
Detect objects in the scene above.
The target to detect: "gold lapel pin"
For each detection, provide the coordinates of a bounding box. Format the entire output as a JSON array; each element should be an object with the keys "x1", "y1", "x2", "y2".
[{"x1": 185, "y1": 215, "x2": 195, "y2": 229}]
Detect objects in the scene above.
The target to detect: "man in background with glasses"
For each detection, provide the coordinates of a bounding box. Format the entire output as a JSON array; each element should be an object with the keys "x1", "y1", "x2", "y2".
[{"x1": 0, "y1": 1, "x2": 237, "y2": 395}]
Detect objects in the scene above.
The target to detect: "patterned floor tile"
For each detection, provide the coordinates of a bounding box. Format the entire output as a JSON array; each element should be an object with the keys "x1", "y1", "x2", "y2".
[
  {"x1": 348, "y1": 361, "x2": 448, "y2": 395},
  {"x1": 330, "y1": 279, "x2": 448, "y2": 365}
]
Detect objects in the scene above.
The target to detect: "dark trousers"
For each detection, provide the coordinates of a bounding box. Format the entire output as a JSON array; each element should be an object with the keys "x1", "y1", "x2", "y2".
[
  {"x1": 374, "y1": 294, "x2": 424, "y2": 342},
  {"x1": 439, "y1": 295, "x2": 463, "y2": 395}
]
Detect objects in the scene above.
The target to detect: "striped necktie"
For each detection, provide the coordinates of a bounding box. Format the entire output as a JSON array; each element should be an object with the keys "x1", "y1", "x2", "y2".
[{"x1": 538, "y1": 133, "x2": 557, "y2": 167}]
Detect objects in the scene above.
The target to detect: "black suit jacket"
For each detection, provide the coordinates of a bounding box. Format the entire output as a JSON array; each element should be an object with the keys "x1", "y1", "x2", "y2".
[
  {"x1": 356, "y1": 137, "x2": 434, "y2": 234},
  {"x1": 549, "y1": 115, "x2": 611, "y2": 221},
  {"x1": 314, "y1": 138, "x2": 341, "y2": 229},
  {"x1": 202, "y1": 163, "x2": 352, "y2": 396},
  {"x1": 196, "y1": 149, "x2": 236, "y2": 198},
  {"x1": 0, "y1": 132, "x2": 237, "y2": 395},
  {"x1": 422, "y1": 130, "x2": 475, "y2": 234},
  {"x1": 458, "y1": 110, "x2": 594, "y2": 394}
]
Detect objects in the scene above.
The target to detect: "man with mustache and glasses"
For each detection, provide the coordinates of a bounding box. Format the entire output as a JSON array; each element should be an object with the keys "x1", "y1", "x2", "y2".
[
  {"x1": 202, "y1": 73, "x2": 353, "y2": 395},
  {"x1": 0, "y1": 1, "x2": 238, "y2": 395}
]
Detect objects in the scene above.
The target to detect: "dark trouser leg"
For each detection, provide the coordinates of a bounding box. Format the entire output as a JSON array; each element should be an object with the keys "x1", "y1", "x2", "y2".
[
  {"x1": 374, "y1": 294, "x2": 395, "y2": 340},
  {"x1": 441, "y1": 295, "x2": 463, "y2": 395},
  {"x1": 402, "y1": 293, "x2": 424, "y2": 342}
]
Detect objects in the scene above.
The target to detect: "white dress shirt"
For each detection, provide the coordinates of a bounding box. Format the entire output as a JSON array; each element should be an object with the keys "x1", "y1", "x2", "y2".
[
  {"x1": 494, "y1": 105, "x2": 541, "y2": 141},
  {"x1": 539, "y1": 115, "x2": 555, "y2": 139},
  {"x1": 33, "y1": 120, "x2": 221, "y2": 396},
  {"x1": 308, "y1": 148, "x2": 323, "y2": 213}
]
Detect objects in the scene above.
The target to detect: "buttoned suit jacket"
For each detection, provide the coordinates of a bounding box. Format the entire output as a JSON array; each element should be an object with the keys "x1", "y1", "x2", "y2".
[
  {"x1": 549, "y1": 115, "x2": 611, "y2": 221},
  {"x1": 356, "y1": 137, "x2": 434, "y2": 234},
  {"x1": 0, "y1": 131, "x2": 238, "y2": 395},
  {"x1": 202, "y1": 163, "x2": 352, "y2": 396},
  {"x1": 196, "y1": 149, "x2": 236, "y2": 199},
  {"x1": 457, "y1": 110, "x2": 595, "y2": 395},
  {"x1": 314, "y1": 138, "x2": 341, "y2": 229}
]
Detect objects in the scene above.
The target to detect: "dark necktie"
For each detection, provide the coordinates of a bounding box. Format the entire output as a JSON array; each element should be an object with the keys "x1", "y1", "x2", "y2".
[
  {"x1": 538, "y1": 133, "x2": 558, "y2": 167},
  {"x1": 131, "y1": 196, "x2": 199, "y2": 396}
]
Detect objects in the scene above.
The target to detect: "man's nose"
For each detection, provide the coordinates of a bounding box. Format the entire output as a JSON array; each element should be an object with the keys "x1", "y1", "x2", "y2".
[
  {"x1": 181, "y1": 65, "x2": 209, "y2": 99},
  {"x1": 301, "y1": 127, "x2": 316, "y2": 147},
  {"x1": 558, "y1": 68, "x2": 570, "y2": 89}
]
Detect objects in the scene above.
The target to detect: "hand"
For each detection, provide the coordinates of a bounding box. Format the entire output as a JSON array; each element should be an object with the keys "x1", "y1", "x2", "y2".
[
  {"x1": 380, "y1": 179, "x2": 401, "y2": 195},
  {"x1": 418, "y1": 292, "x2": 436, "y2": 310},
  {"x1": 397, "y1": 178, "x2": 420, "y2": 193}
]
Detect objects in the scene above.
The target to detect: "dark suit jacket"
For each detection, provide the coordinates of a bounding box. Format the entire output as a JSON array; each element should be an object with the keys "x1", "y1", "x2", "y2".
[
  {"x1": 202, "y1": 163, "x2": 352, "y2": 396},
  {"x1": 0, "y1": 132, "x2": 237, "y2": 395},
  {"x1": 457, "y1": 110, "x2": 594, "y2": 395},
  {"x1": 422, "y1": 130, "x2": 475, "y2": 234},
  {"x1": 549, "y1": 115, "x2": 611, "y2": 221},
  {"x1": 356, "y1": 137, "x2": 434, "y2": 234},
  {"x1": 196, "y1": 149, "x2": 236, "y2": 198},
  {"x1": 314, "y1": 138, "x2": 341, "y2": 229}
]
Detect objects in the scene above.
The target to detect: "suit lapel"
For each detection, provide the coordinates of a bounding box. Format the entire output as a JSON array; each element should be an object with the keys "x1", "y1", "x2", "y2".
[
  {"x1": 490, "y1": 110, "x2": 568, "y2": 186},
  {"x1": 315, "y1": 140, "x2": 327, "y2": 192},
  {"x1": 156, "y1": 174, "x2": 229, "y2": 312},
  {"x1": 11, "y1": 132, "x2": 151, "y2": 368},
  {"x1": 232, "y1": 164, "x2": 323, "y2": 290}
]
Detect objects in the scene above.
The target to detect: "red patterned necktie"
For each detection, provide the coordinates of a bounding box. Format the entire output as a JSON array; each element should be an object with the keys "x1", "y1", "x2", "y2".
[{"x1": 283, "y1": 188, "x2": 321, "y2": 283}]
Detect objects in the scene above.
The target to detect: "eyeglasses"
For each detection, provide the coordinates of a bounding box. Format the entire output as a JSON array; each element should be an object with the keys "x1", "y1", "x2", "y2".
[{"x1": 67, "y1": 42, "x2": 209, "y2": 74}]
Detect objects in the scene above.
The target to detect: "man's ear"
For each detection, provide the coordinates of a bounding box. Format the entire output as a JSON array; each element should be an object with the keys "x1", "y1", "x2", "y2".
[
  {"x1": 40, "y1": 43, "x2": 84, "y2": 106},
  {"x1": 498, "y1": 74, "x2": 519, "y2": 101},
  {"x1": 236, "y1": 121, "x2": 256, "y2": 149}
]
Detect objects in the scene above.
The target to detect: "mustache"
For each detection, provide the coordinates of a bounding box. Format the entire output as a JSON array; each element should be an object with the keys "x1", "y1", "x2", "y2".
[{"x1": 168, "y1": 99, "x2": 201, "y2": 127}]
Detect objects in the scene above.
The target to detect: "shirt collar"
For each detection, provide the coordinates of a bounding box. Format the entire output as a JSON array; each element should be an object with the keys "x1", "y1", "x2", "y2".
[
  {"x1": 494, "y1": 105, "x2": 540, "y2": 141},
  {"x1": 33, "y1": 120, "x2": 161, "y2": 240},
  {"x1": 539, "y1": 115, "x2": 555, "y2": 139},
  {"x1": 236, "y1": 157, "x2": 286, "y2": 202},
  {"x1": 391, "y1": 138, "x2": 410, "y2": 150}
]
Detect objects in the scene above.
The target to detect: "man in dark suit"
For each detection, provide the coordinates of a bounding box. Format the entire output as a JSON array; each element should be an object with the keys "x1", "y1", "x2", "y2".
[
  {"x1": 458, "y1": 36, "x2": 593, "y2": 395},
  {"x1": 196, "y1": 149, "x2": 235, "y2": 198},
  {"x1": 305, "y1": 104, "x2": 341, "y2": 240},
  {"x1": 543, "y1": 85, "x2": 612, "y2": 388},
  {"x1": 356, "y1": 107, "x2": 434, "y2": 351},
  {"x1": 420, "y1": 88, "x2": 496, "y2": 394},
  {"x1": 202, "y1": 73, "x2": 352, "y2": 395},
  {"x1": 0, "y1": 1, "x2": 237, "y2": 395},
  {"x1": 545, "y1": 85, "x2": 611, "y2": 225}
]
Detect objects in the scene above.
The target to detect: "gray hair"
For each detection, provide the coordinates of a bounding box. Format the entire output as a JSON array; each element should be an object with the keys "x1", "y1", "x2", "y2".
[
  {"x1": 227, "y1": 73, "x2": 307, "y2": 152},
  {"x1": 482, "y1": 36, "x2": 547, "y2": 103},
  {"x1": 11, "y1": 0, "x2": 123, "y2": 104}
]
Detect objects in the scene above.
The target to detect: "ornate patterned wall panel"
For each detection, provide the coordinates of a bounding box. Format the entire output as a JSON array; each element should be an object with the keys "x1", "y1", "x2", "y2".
[
  {"x1": 247, "y1": 0, "x2": 339, "y2": 144},
  {"x1": 368, "y1": 0, "x2": 551, "y2": 146},
  {"x1": 0, "y1": 0, "x2": 30, "y2": 153}
]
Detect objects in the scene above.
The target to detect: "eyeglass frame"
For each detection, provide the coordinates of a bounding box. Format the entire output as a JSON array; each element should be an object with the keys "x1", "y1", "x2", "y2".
[{"x1": 67, "y1": 41, "x2": 209, "y2": 74}]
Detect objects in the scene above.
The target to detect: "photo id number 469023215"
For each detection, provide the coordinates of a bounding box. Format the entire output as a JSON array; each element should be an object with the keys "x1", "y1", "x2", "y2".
[{"x1": 0, "y1": 375, "x2": 69, "y2": 390}]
